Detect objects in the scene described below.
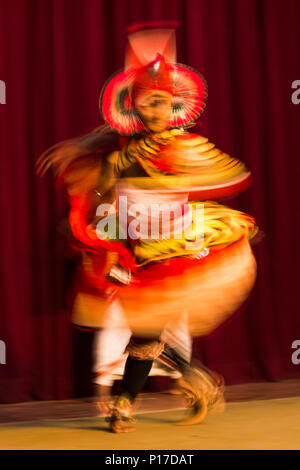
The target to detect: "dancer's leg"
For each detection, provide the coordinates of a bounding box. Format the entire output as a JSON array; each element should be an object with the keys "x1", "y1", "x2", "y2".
[
  {"x1": 92, "y1": 299, "x2": 131, "y2": 405},
  {"x1": 157, "y1": 344, "x2": 225, "y2": 425},
  {"x1": 108, "y1": 336, "x2": 163, "y2": 433},
  {"x1": 120, "y1": 356, "x2": 153, "y2": 402}
]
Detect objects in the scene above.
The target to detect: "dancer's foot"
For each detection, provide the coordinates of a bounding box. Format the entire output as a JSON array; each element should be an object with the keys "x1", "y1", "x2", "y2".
[
  {"x1": 176, "y1": 366, "x2": 225, "y2": 425},
  {"x1": 106, "y1": 395, "x2": 136, "y2": 433},
  {"x1": 178, "y1": 395, "x2": 208, "y2": 426}
]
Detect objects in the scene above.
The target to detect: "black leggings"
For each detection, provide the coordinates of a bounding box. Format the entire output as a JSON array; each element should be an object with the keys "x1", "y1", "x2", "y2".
[
  {"x1": 119, "y1": 342, "x2": 190, "y2": 403},
  {"x1": 120, "y1": 356, "x2": 153, "y2": 402}
]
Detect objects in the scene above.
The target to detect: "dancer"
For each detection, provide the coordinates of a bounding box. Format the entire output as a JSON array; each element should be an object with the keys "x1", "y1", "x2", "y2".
[
  {"x1": 92, "y1": 25, "x2": 258, "y2": 432},
  {"x1": 39, "y1": 25, "x2": 257, "y2": 433}
]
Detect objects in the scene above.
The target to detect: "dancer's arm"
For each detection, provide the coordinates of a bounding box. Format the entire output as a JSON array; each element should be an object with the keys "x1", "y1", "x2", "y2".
[{"x1": 97, "y1": 150, "x2": 119, "y2": 196}]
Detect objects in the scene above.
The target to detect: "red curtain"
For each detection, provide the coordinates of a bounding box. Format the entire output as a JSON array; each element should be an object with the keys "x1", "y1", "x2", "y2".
[{"x1": 0, "y1": 0, "x2": 299, "y2": 402}]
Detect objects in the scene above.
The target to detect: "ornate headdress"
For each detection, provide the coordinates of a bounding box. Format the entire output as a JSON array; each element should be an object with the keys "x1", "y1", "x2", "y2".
[{"x1": 100, "y1": 25, "x2": 207, "y2": 135}]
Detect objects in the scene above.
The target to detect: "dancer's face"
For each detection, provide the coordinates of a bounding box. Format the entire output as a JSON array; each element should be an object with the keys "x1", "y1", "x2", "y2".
[{"x1": 134, "y1": 90, "x2": 172, "y2": 134}]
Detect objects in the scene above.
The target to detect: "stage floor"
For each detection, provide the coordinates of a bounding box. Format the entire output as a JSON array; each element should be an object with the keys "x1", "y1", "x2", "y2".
[{"x1": 0, "y1": 380, "x2": 299, "y2": 450}]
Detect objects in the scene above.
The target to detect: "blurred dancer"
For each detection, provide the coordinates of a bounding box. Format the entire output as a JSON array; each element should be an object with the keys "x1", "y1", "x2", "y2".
[
  {"x1": 39, "y1": 25, "x2": 258, "y2": 433},
  {"x1": 93, "y1": 25, "x2": 257, "y2": 432}
]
